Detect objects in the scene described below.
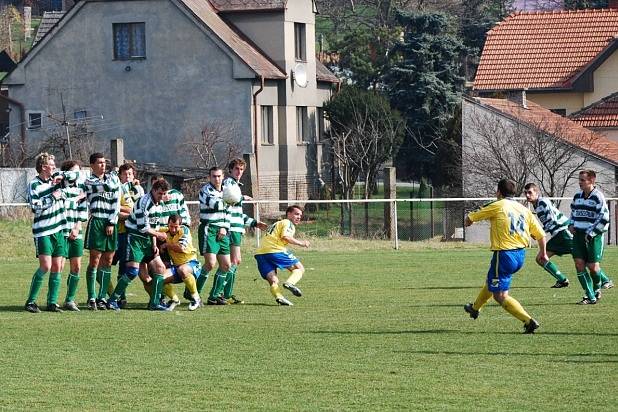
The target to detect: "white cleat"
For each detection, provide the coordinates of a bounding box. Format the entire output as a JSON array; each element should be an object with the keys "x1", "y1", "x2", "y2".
[
  {"x1": 166, "y1": 299, "x2": 180, "y2": 312},
  {"x1": 276, "y1": 297, "x2": 294, "y2": 306},
  {"x1": 188, "y1": 299, "x2": 202, "y2": 311}
]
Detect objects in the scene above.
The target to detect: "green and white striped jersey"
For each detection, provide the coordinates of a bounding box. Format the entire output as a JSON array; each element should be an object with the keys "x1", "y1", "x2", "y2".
[
  {"x1": 199, "y1": 182, "x2": 229, "y2": 229},
  {"x1": 125, "y1": 192, "x2": 164, "y2": 236},
  {"x1": 223, "y1": 177, "x2": 255, "y2": 233},
  {"x1": 84, "y1": 173, "x2": 121, "y2": 225},
  {"x1": 28, "y1": 175, "x2": 66, "y2": 238},
  {"x1": 160, "y1": 189, "x2": 191, "y2": 226},
  {"x1": 570, "y1": 187, "x2": 609, "y2": 237},
  {"x1": 62, "y1": 175, "x2": 88, "y2": 239},
  {"x1": 533, "y1": 197, "x2": 569, "y2": 238}
]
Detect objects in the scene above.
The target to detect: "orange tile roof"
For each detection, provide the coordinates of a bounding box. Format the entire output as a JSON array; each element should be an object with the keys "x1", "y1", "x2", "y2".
[
  {"x1": 473, "y1": 97, "x2": 618, "y2": 165},
  {"x1": 316, "y1": 60, "x2": 339, "y2": 83},
  {"x1": 474, "y1": 9, "x2": 618, "y2": 91},
  {"x1": 570, "y1": 92, "x2": 618, "y2": 128}
]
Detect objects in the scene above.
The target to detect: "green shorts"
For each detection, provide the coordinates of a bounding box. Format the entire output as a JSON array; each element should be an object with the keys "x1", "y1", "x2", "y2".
[
  {"x1": 198, "y1": 223, "x2": 230, "y2": 256},
  {"x1": 34, "y1": 231, "x2": 67, "y2": 258},
  {"x1": 84, "y1": 216, "x2": 118, "y2": 252},
  {"x1": 572, "y1": 230, "x2": 604, "y2": 263},
  {"x1": 67, "y1": 237, "x2": 84, "y2": 259},
  {"x1": 229, "y1": 231, "x2": 243, "y2": 247},
  {"x1": 127, "y1": 233, "x2": 156, "y2": 264},
  {"x1": 547, "y1": 230, "x2": 573, "y2": 256}
]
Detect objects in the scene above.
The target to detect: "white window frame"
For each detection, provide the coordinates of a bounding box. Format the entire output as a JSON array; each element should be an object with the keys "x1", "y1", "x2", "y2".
[
  {"x1": 296, "y1": 106, "x2": 309, "y2": 143},
  {"x1": 294, "y1": 22, "x2": 306, "y2": 62},
  {"x1": 261, "y1": 105, "x2": 274, "y2": 145},
  {"x1": 26, "y1": 110, "x2": 44, "y2": 129}
]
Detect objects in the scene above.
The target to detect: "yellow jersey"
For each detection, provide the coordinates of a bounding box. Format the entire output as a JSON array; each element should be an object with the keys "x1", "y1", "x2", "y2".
[
  {"x1": 161, "y1": 225, "x2": 198, "y2": 266},
  {"x1": 468, "y1": 198, "x2": 545, "y2": 251},
  {"x1": 255, "y1": 219, "x2": 296, "y2": 254}
]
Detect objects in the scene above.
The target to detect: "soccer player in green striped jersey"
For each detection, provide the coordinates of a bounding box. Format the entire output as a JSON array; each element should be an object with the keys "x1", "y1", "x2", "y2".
[
  {"x1": 83, "y1": 153, "x2": 121, "y2": 310},
  {"x1": 222, "y1": 158, "x2": 267, "y2": 304},
  {"x1": 60, "y1": 160, "x2": 88, "y2": 311},
  {"x1": 569, "y1": 170, "x2": 613, "y2": 305},
  {"x1": 25, "y1": 153, "x2": 68, "y2": 313},
  {"x1": 524, "y1": 183, "x2": 571, "y2": 288}
]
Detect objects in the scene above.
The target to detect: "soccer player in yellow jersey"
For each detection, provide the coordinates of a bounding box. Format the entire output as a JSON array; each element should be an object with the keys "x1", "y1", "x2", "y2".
[
  {"x1": 159, "y1": 214, "x2": 202, "y2": 311},
  {"x1": 464, "y1": 179, "x2": 547, "y2": 334},
  {"x1": 254, "y1": 205, "x2": 309, "y2": 306}
]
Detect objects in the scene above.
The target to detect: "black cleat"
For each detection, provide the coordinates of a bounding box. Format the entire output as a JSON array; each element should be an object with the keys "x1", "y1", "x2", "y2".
[
  {"x1": 118, "y1": 299, "x2": 128, "y2": 309},
  {"x1": 551, "y1": 279, "x2": 569, "y2": 288},
  {"x1": 96, "y1": 299, "x2": 107, "y2": 310},
  {"x1": 283, "y1": 283, "x2": 302, "y2": 297},
  {"x1": 595, "y1": 290, "x2": 602, "y2": 301},
  {"x1": 523, "y1": 318, "x2": 539, "y2": 334},
  {"x1": 87, "y1": 299, "x2": 97, "y2": 311},
  {"x1": 25, "y1": 302, "x2": 40, "y2": 313},
  {"x1": 276, "y1": 297, "x2": 293, "y2": 306},
  {"x1": 46, "y1": 304, "x2": 64, "y2": 313},
  {"x1": 577, "y1": 297, "x2": 597, "y2": 305},
  {"x1": 206, "y1": 297, "x2": 227, "y2": 305},
  {"x1": 464, "y1": 303, "x2": 479, "y2": 319},
  {"x1": 601, "y1": 280, "x2": 614, "y2": 289},
  {"x1": 226, "y1": 295, "x2": 245, "y2": 305}
]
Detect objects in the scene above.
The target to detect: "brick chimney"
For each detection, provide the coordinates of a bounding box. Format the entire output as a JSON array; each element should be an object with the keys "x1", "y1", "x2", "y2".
[{"x1": 506, "y1": 89, "x2": 528, "y2": 109}]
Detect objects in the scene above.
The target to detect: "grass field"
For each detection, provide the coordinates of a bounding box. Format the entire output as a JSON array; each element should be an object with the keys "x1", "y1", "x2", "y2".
[{"x1": 1, "y1": 219, "x2": 617, "y2": 410}]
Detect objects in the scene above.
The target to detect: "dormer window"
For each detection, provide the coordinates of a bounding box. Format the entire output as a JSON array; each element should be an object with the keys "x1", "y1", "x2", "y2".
[{"x1": 294, "y1": 23, "x2": 306, "y2": 62}]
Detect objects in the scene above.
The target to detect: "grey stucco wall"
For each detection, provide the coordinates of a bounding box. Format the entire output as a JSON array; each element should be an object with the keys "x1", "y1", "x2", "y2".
[{"x1": 6, "y1": 0, "x2": 253, "y2": 167}]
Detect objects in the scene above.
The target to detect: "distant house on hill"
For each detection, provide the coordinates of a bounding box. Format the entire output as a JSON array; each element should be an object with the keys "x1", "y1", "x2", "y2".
[
  {"x1": 569, "y1": 91, "x2": 618, "y2": 143},
  {"x1": 474, "y1": 5, "x2": 618, "y2": 115},
  {"x1": 1, "y1": 0, "x2": 339, "y2": 203}
]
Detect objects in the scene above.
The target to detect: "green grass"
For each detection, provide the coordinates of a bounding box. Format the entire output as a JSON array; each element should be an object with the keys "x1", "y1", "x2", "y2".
[{"x1": 1, "y1": 219, "x2": 617, "y2": 410}]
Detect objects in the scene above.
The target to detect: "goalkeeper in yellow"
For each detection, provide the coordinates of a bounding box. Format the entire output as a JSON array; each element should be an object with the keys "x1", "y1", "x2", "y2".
[
  {"x1": 464, "y1": 179, "x2": 547, "y2": 334},
  {"x1": 254, "y1": 205, "x2": 309, "y2": 306}
]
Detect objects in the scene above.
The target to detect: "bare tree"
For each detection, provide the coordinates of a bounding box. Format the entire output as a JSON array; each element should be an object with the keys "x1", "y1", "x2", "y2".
[
  {"x1": 39, "y1": 122, "x2": 98, "y2": 164},
  {"x1": 463, "y1": 102, "x2": 604, "y2": 201},
  {"x1": 182, "y1": 120, "x2": 243, "y2": 169}
]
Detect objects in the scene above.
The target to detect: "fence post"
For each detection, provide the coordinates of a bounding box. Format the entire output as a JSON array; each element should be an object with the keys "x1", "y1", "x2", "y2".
[
  {"x1": 255, "y1": 202, "x2": 261, "y2": 248},
  {"x1": 610, "y1": 200, "x2": 617, "y2": 245},
  {"x1": 383, "y1": 167, "x2": 396, "y2": 242},
  {"x1": 393, "y1": 200, "x2": 399, "y2": 250}
]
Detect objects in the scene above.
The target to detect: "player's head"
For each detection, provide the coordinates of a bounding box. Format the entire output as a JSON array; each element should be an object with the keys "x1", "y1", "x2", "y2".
[
  {"x1": 209, "y1": 166, "x2": 224, "y2": 189},
  {"x1": 35, "y1": 152, "x2": 55, "y2": 176},
  {"x1": 89, "y1": 152, "x2": 106, "y2": 175},
  {"x1": 286, "y1": 205, "x2": 304, "y2": 224},
  {"x1": 579, "y1": 170, "x2": 596, "y2": 191},
  {"x1": 118, "y1": 163, "x2": 137, "y2": 184},
  {"x1": 523, "y1": 182, "x2": 539, "y2": 203},
  {"x1": 228, "y1": 158, "x2": 246, "y2": 180},
  {"x1": 61, "y1": 159, "x2": 81, "y2": 172},
  {"x1": 497, "y1": 179, "x2": 517, "y2": 198},
  {"x1": 167, "y1": 213, "x2": 182, "y2": 235},
  {"x1": 151, "y1": 178, "x2": 170, "y2": 203}
]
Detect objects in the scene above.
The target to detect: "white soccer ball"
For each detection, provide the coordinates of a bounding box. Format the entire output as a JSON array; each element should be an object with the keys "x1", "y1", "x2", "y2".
[{"x1": 222, "y1": 183, "x2": 242, "y2": 205}]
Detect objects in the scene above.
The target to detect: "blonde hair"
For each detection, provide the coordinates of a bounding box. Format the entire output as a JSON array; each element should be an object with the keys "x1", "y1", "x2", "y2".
[{"x1": 35, "y1": 152, "x2": 55, "y2": 173}]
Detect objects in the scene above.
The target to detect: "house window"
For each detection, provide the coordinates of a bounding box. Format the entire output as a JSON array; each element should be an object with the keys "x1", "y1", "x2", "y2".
[
  {"x1": 261, "y1": 106, "x2": 274, "y2": 144},
  {"x1": 317, "y1": 107, "x2": 326, "y2": 141},
  {"x1": 550, "y1": 108, "x2": 567, "y2": 116},
  {"x1": 296, "y1": 106, "x2": 309, "y2": 143},
  {"x1": 294, "y1": 23, "x2": 306, "y2": 61},
  {"x1": 74, "y1": 110, "x2": 87, "y2": 121},
  {"x1": 113, "y1": 23, "x2": 146, "y2": 60},
  {"x1": 27, "y1": 111, "x2": 44, "y2": 129}
]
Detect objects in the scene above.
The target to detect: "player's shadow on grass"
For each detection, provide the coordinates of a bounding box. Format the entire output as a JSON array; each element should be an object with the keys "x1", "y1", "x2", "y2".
[
  {"x1": 404, "y1": 286, "x2": 545, "y2": 290},
  {"x1": 395, "y1": 349, "x2": 618, "y2": 359},
  {"x1": 310, "y1": 329, "x2": 618, "y2": 337},
  {"x1": 0, "y1": 305, "x2": 30, "y2": 312}
]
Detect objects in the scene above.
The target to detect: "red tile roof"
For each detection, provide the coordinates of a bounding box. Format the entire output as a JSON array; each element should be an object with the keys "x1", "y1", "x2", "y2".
[
  {"x1": 474, "y1": 9, "x2": 618, "y2": 91},
  {"x1": 209, "y1": 0, "x2": 286, "y2": 12},
  {"x1": 316, "y1": 60, "x2": 339, "y2": 83},
  {"x1": 473, "y1": 97, "x2": 618, "y2": 165},
  {"x1": 182, "y1": 0, "x2": 286, "y2": 79},
  {"x1": 569, "y1": 92, "x2": 618, "y2": 128}
]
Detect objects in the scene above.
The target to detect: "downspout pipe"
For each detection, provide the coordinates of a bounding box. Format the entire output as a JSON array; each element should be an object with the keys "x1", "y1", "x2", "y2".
[
  {"x1": 0, "y1": 93, "x2": 26, "y2": 159},
  {"x1": 252, "y1": 75, "x2": 265, "y2": 192}
]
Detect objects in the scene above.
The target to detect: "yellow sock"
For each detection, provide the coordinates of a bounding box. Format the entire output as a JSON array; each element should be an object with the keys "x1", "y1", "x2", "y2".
[
  {"x1": 472, "y1": 284, "x2": 493, "y2": 311},
  {"x1": 501, "y1": 296, "x2": 531, "y2": 323},
  {"x1": 270, "y1": 284, "x2": 283, "y2": 299},
  {"x1": 163, "y1": 283, "x2": 176, "y2": 300},
  {"x1": 286, "y1": 269, "x2": 303, "y2": 285},
  {"x1": 183, "y1": 275, "x2": 198, "y2": 295}
]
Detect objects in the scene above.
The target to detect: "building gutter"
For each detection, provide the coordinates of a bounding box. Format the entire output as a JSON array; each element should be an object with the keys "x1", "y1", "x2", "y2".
[
  {"x1": 0, "y1": 93, "x2": 26, "y2": 157},
  {"x1": 252, "y1": 75, "x2": 265, "y2": 190}
]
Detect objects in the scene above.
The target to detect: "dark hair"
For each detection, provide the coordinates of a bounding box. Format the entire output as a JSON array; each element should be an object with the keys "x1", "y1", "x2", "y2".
[
  {"x1": 580, "y1": 169, "x2": 596, "y2": 179},
  {"x1": 209, "y1": 166, "x2": 223, "y2": 175},
  {"x1": 118, "y1": 163, "x2": 136, "y2": 174},
  {"x1": 286, "y1": 205, "x2": 304, "y2": 214},
  {"x1": 523, "y1": 182, "x2": 538, "y2": 192},
  {"x1": 497, "y1": 179, "x2": 517, "y2": 198},
  {"x1": 89, "y1": 152, "x2": 105, "y2": 164},
  {"x1": 61, "y1": 159, "x2": 80, "y2": 171},
  {"x1": 151, "y1": 178, "x2": 170, "y2": 192},
  {"x1": 228, "y1": 158, "x2": 246, "y2": 172},
  {"x1": 150, "y1": 174, "x2": 165, "y2": 183},
  {"x1": 168, "y1": 214, "x2": 182, "y2": 224}
]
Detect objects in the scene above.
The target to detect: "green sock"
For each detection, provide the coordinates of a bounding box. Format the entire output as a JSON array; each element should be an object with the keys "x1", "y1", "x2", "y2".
[
  {"x1": 110, "y1": 274, "x2": 132, "y2": 302},
  {"x1": 65, "y1": 273, "x2": 80, "y2": 303},
  {"x1": 86, "y1": 266, "x2": 97, "y2": 300},
  {"x1": 195, "y1": 270, "x2": 210, "y2": 294},
  {"x1": 599, "y1": 270, "x2": 610, "y2": 284},
  {"x1": 209, "y1": 269, "x2": 227, "y2": 300},
  {"x1": 47, "y1": 272, "x2": 62, "y2": 306},
  {"x1": 576, "y1": 271, "x2": 595, "y2": 300},
  {"x1": 543, "y1": 261, "x2": 567, "y2": 282},
  {"x1": 97, "y1": 267, "x2": 111, "y2": 300},
  {"x1": 149, "y1": 274, "x2": 165, "y2": 307},
  {"x1": 590, "y1": 270, "x2": 602, "y2": 292},
  {"x1": 27, "y1": 268, "x2": 46, "y2": 304},
  {"x1": 223, "y1": 265, "x2": 238, "y2": 299}
]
